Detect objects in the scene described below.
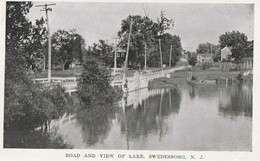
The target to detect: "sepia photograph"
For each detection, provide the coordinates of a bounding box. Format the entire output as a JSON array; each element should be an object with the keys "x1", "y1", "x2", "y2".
[{"x1": 3, "y1": 1, "x2": 254, "y2": 152}]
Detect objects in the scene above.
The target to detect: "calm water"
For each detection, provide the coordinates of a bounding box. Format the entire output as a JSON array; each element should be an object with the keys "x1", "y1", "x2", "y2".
[{"x1": 50, "y1": 83, "x2": 252, "y2": 151}]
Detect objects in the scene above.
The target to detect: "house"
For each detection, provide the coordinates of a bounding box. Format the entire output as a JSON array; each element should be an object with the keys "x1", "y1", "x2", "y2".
[
  {"x1": 116, "y1": 48, "x2": 126, "y2": 58},
  {"x1": 197, "y1": 53, "x2": 213, "y2": 63},
  {"x1": 221, "y1": 46, "x2": 232, "y2": 61},
  {"x1": 113, "y1": 47, "x2": 126, "y2": 68},
  {"x1": 71, "y1": 59, "x2": 82, "y2": 69},
  {"x1": 180, "y1": 51, "x2": 188, "y2": 62}
]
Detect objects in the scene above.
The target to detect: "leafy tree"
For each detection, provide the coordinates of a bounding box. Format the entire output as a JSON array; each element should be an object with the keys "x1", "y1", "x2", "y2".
[
  {"x1": 161, "y1": 33, "x2": 182, "y2": 66},
  {"x1": 6, "y1": 2, "x2": 33, "y2": 51},
  {"x1": 86, "y1": 40, "x2": 114, "y2": 67},
  {"x1": 156, "y1": 11, "x2": 174, "y2": 36},
  {"x1": 26, "y1": 17, "x2": 48, "y2": 71},
  {"x1": 219, "y1": 31, "x2": 248, "y2": 63},
  {"x1": 117, "y1": 12, "x2": 174, "y2": 69},
  {"x1": 5, "y1": 2, "x2": 72, "y2": 148},
  {"x1": 51, "y1": 29, "x2": 84, "y2": 70},
  {"x1": 6, "y1": 2, "x2": 48, "y2": 71},
  {"x1": 78, "y1": 55, "x2": 122, "y2": 107},
  {"x1": 118, "y1": 15, "x2": 155, "y2": 68},
  {"x1": 186, "y1": 51, "x2": 197, "y2": 67},
  {"x1": 196, "y1": 42, "x2": 219, "y2": 54}
]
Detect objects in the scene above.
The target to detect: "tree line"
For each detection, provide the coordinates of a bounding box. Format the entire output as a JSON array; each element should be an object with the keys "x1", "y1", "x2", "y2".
[
  {"x1": 26, "y1": 11, "x2": 183, "y2": 71},
  {"x1": 190, "y1": 31, "x2": 253, "y2": 65}
]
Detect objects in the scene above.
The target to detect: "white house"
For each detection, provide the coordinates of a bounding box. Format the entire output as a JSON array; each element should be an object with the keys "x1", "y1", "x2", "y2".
[{"x1": 221, "y1": 46, "x2": 232, "y2": 61}]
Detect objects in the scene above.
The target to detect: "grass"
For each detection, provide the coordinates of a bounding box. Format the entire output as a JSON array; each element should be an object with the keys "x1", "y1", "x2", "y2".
[
  {"x1": 148, "y1": 77, "x2": 177, "y2": 89},
  {"x1": 149, "y1": 66, "x2": 242, "y2": 87},
  {"x1": 172, "y1": 69, "x2": 240, "y2": 80},
  {"x1": 33, "y1": 68, "x2": 83, "y2": 78}
]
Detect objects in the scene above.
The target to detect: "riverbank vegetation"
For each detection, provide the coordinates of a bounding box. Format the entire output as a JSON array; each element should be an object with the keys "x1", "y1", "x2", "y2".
[
  {"x1": 78, "y1": 54, "x2": 123, "y2": 107},
  {"x1": 148, "y1": 65, "x2": 242, "y2": 87},
  {"x1": 148, "y1": 77, "x2": 177, "y2": 89},
  {"x1": 4, "y1": 2, "x2": 75, "y2": 148},
  {"x1": 5, "y1": 2, "x2": 123, "y2": 148}
]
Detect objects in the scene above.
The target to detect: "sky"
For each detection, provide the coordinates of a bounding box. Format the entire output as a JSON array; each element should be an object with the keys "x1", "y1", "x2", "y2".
[{"x1": 27, "y1": 2, "x2": 254, "y2": 51}]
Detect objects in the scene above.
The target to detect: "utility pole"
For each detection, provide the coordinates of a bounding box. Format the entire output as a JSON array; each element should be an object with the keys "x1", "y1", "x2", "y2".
[
  {"x1": 43, "y1": 54, "x2": 46, "y2": 71},
  {"x1": 113, "y1": 38, "x2": 117, "y2": 75},
  {"x1": 144, "y1": 43, "x2": 147, "y2": 72},
  {"x1": 169, "y1": 45, "x2": 172, "y2": 67},
  {"x1": 210, "y1": 43, "x2": 212, "y2": 55},
  {"x1": 122, "y1": 18, "x2": 133, "y2": 93},
  {"x1": 159, "y1": 39, "x2": 163, "y2": 74},
  {"x1": 36, "y1": 3, "x2": 56, "y2": 82}
]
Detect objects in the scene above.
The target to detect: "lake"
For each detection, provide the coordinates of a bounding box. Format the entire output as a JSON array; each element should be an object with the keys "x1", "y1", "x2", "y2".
[{"x1": 50, "y1": 83, "x2": 252, "y2": 151}]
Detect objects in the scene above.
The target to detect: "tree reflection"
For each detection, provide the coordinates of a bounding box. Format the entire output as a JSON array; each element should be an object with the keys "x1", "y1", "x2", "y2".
[
  {"x1": 76, "y1": 103, "x2": 119, "y2": 145},
  {"x1": 218, "y1": 83, "x2": 252, "y2": 118},
  {"x1": 188, "y1": 85, "x2": 219, "y2": 99},
  {"x1": 120, "y1": 88, "x2": 181, "y2": 143}
]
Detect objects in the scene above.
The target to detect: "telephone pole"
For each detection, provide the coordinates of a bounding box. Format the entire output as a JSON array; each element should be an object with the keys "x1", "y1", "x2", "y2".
[
  {"x1": 122, "y1": 18, "x2": 133, "y2": 93},
  {"x1": 144, "y1": 43, "x2": 147, "y2": 72},
  {"x1": 169, "y1": 45, "x2": 172, "y2": 67},
  {"x1": 113, "y1": 38, "x2": 117, "y2": 76},
  {"x1": 36, "y1": 3, "x2": 56, "y2": 82},
  {"x1": 159, "y1": 39, "x2": 163, "y2": 74}
]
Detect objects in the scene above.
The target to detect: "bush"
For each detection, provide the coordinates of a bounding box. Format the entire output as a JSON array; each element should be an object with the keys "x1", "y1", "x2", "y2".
[
  {"x1": 78, "y1": 55, "x2": 122, "y2": 107},
  {"x1": 200, "y1": 62, "x2": 212, "y2": 70}
]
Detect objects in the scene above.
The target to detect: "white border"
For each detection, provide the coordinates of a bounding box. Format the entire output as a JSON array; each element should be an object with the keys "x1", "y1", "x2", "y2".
[{"x1": 0, "y1": 0, "x2": 259, "y2": 161}]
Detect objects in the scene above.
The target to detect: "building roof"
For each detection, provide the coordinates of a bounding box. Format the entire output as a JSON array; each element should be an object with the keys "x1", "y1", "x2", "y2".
[
  {"x1": 116, "y1": 48, "x2": 126, "y2": 53},
  {"x1": 221, "y1": 46, "x2": 232, "y2": 52}
]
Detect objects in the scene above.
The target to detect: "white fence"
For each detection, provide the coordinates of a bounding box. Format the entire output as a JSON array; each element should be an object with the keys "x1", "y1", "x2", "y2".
[
  {"x1": 63, "y1": 83, "x2": 78, "y2": 96},
  {"x1": 33, "y1": 77, "x2": 79, "y2": 84}
]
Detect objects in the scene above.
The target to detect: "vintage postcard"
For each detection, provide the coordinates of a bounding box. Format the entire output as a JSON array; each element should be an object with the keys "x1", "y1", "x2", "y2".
[{"x1": 0, "y1": 0, "x2": 259, "y2": 161}]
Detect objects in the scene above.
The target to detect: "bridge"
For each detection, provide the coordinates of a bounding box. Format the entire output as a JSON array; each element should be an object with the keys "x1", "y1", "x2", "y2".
[{"x1": 33, "y1": 66, "x2": 189, "y2": 95}]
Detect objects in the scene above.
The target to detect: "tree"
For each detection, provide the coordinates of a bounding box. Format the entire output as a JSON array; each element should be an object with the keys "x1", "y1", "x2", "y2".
[
  {"x1": 6, "y1": 2, "x2": 33, "y2": 51},
  {"x1": 6, "y1": 2, "x2": 48, "y2": 71},
  {"x1": 86, "y1": 40, "x2": 114, "y2": 67},
  {"x1": 26, "y1": 17, "x2": 48, "y2": 71},
  {"x1": 196, "y1": 42, "x2": 219, "y2": 55},
  {"x1": 219, "y1": 31, "x2": 248, "y2": 63},
  {"x1": 5, "y1": 2, "x2": 73, "y2": 148},
  {"x1": 51, "y1": 29, "x2": 84, "y2": 70},
  {"x1": 160, "y1": 33, "x2": 182, "y2": 66},
  {"x1": 117, "y1": 12, "x2": 174, "y2": 69},
  {"x1": 78, "y1": 55, "x2": 122, "y2": 107},
  {"x1": 118, "y1": 15, "x2": 155, "y2": 69},
  {"x1": 186, "y1": 51, "x2": 197, "y2": 67}
]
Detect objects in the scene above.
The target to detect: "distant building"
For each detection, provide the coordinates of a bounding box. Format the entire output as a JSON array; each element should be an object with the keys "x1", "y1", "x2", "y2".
[
  {"x1": 113, "y1": 47, "x2": 126, "y2": 68},
  {"x1": 180, "y1": 51, "x2": 188, "y2": 62},
  {"x1": 71, "y1": 59, "x2": 82, "y2": 69},
  {"x1": 116, "y1": 48, "x2": 126, "y2": 58},
  {"x1": 221, "y1": 46, "x2": 232, "y2": 61},
  {"x1": 197, "y1": 53, "x2": 213, "y2": 63}
]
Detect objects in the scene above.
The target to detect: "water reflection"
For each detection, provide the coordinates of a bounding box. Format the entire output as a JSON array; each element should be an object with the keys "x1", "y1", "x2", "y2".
[
  {"x1": 218, "y1": 83, "x2": 252, "y2": 118},
  {"x1": 120, "y1": 88, "x2": 181, "y2": 149},
  {"x1": 51, "y1": 83, "x2": 252, "y2": 151},
  {"x1": 76, "y1": 104, "x2": 119, "y2": 146}
]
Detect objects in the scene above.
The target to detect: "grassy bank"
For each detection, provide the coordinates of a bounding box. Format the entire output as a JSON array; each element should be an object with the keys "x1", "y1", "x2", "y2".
[
  {"x1": 149, "y1": 67, "x2": 242, "y2": 87},
  {"x1": 148, "y1": 77, "x2": 177, "y2": 89},
  {"x1": 173, "y1": 69, "x2": 240, "y2": 80},
  {"x1": 33, "y1": 68, "x2": 83, "y2": 78}
]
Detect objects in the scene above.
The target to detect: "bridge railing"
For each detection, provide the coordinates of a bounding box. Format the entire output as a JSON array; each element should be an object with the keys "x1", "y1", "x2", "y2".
[
  {"x1": 63, "y1": 84, "x2": 78, "y2": 95},
  {"x1": 110, "y1": 80, "x2": 123, "y2": 87},
  {"x1": 33, "y1": 77, "x2": 79, "y2": 84}
]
